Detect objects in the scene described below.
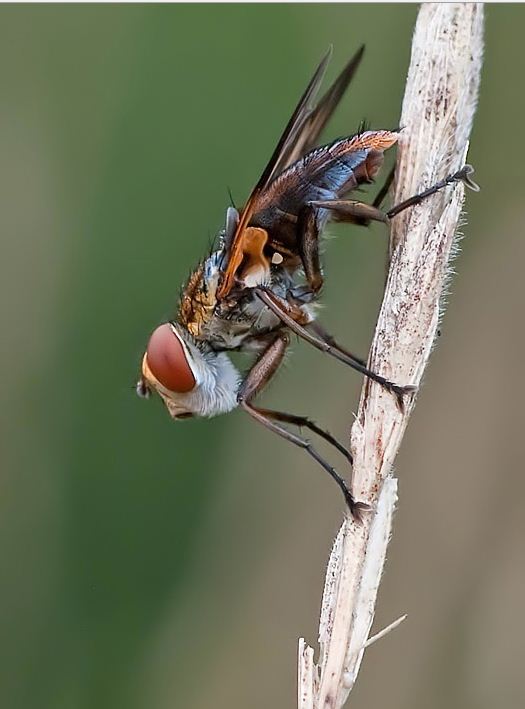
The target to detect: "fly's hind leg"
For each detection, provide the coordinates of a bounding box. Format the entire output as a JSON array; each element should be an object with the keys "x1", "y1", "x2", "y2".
[
  {"x1": 288, "y1": 165, "x2": 477, "y2": 407},
  {"x1": 309, "y1": 199, "x2": 389, "y2": 226},
  {"x1": 309, "y1": 164, "x2": 478, "y2": 223},
  {"x1": 386, "y1": 164, "x2": 479, "y2": 218},
  {"x1": 237, "y1": 332, "x2": 368, "y2": 520},
  {"x1": 373, "y1": 164, "x2": 396, "y2": 209}
]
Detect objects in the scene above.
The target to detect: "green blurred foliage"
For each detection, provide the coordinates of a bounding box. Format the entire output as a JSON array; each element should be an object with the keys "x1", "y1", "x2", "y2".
[{"x1": 1, "y1": 5, "x2": 524, "y2": 709}]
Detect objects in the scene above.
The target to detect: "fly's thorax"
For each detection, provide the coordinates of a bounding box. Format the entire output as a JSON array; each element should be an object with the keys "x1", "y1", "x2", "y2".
[
  {"x1": 202, "y1": 265, "x2": 295, "y2": 349},
  {"x1": 138, "y1": 321, "x2": 240, "y2": 419},
  {"x1": 178, "y1": 253, "x2": 222, "y2": 338}
]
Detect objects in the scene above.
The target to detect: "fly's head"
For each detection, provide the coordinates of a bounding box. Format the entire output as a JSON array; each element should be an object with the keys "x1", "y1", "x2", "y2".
[{"x1": 136, "y1": 321, "x2": 240, "y2": 419}]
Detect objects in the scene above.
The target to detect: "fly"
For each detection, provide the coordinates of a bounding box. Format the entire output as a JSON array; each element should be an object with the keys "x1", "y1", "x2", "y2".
[{"x1": 136, "y1": 46, "x2": 477, "y2": 519}]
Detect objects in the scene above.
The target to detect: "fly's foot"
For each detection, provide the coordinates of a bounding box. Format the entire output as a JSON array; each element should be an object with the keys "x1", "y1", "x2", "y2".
[
  {"x1": 392, "y1": 384, "x2": 417, "y2": 413},
  {"x1": 454, "y1": 164, "x2": 480, "y2": 192},
  {"x1": 343, "y1": 486, "x2": 371, "y2": 524},
  {"x1": 361, "y1": 359, "x2": 417, "y2": 412},
  {"x1": 334, "y1": 467, "x2": 370, "y2": 523},
  {"x1": 387, "y1": 164, "x2": 479, "y2": 219},
  {"x1": 378, "y1": 380, "x2": 417, "y2": 413}
]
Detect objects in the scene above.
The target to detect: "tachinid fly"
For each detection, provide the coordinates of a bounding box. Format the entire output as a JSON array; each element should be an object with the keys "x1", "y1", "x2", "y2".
[{"x1": 136, "y1": 46, "x2": 477, "y2": 519}]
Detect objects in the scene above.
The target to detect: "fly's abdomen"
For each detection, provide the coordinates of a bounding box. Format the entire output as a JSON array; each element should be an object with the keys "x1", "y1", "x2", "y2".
[{"x1": 253, "y1": 130, "x2": 397, "y2": 229}]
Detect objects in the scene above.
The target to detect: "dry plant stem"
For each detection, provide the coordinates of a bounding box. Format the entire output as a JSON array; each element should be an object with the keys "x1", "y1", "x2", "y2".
[{"x1": 298, "y1": 5, "x2": 484, "y2": 709}]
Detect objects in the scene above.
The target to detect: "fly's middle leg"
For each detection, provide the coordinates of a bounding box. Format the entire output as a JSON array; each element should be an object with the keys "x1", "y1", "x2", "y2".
[
  {"x1": 296, "y1": 201, "x2": 387, "y2": 295},
  {"x1": 297, "y1": 205, "x2": 324, "y2": 293},
  {"x1": 309, "y1": 164, "x2": 478, "y2": 224},
  {"x1": 254, "y1": 287, "x2": 415, "y2": 410},
  {"x1": 307, "y1": 321, "x2": 367, "y2": 368}
]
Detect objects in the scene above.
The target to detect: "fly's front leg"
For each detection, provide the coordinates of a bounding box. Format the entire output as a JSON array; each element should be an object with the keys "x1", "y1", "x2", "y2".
[
  {"x1": 237, "y1": 332, "x2": 368, "y2": 520},
  {"x1": 255, "y1": 407, "x2": 353, "y2": 466},
  {"x1": 254, "y1": 287, "x2": 415, "y2": 410}
]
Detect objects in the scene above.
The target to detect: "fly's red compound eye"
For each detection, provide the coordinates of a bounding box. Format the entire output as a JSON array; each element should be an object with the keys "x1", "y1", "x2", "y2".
[{"x1": 145, "y1": 324, "x2": 196, "y2": 393}]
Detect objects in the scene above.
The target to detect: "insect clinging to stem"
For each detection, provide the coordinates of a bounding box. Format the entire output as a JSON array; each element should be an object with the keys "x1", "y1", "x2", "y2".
[{"x1": 136, "y1": 46, "x2": 478, "y2": 519}]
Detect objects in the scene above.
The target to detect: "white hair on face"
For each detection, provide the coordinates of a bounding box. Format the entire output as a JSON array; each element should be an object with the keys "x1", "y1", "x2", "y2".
[{"x1": 160, "y1": 339, "x2": 241, "y2": 419}]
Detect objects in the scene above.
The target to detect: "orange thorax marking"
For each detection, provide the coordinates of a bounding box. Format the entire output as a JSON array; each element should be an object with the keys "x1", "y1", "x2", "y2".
[{"x1": 222, "y1": 225, "x2": 271, "y2": 293}]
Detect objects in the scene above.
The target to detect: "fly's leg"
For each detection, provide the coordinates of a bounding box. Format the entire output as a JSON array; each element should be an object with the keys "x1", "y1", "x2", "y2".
[
  {"x1": 297, "y1": 202, "x2": 386, "y2": 295},
  {"x1": 309, "y1": 165, "x2": 479, "y2": 223},
  {"x1": 300, "y1": 163, "x2": 394, "y2": 245},
  {"x1": 254, "y1": 286, "x2": 415, "y2": 410},
  {"x1": 307, "y1": 321, "x2": 367, "y2": 368},
  {"x1": 307, "y1": 199, "x2": 388, "y2": 229},
  {"x1": 386, "y1": 164, "x2": 479, "y2": 218},
  {"x1": 255, "y1": 406, "x2": 354, "y2": 465},
  {"x1": 244, "y1": 404, "x2": 368, "y2": 521},
  {"x1": 285, "y1": 291, "x2": 368, "y2": 368},
  {"x1": 239, "y1": 333, "x2": 353, "y2": 464},
  {"x1": 237, "y1": 332, "x2": 368, "y2": 520},
  {"x1": 372, "y1": 164, "x2": 396, "y2": 209},
  {"x1": 297, "y1": 206, "x2": 324, "y2": 293},
  {"x1": 285, "y1": 165, "x2": 477, "y2": 408}
]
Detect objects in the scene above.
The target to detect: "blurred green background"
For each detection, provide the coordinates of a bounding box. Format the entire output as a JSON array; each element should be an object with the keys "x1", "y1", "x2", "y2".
[{"x1": 1, "y1": 4, "x2": 524, "y2": 709}]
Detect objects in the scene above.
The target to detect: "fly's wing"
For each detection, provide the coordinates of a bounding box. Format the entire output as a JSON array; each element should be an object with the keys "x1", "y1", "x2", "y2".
[
  {"x1": 273, "y1": 45, "x2": 365, "y2": 174},
  {"x1": 254, "y1": 130, "x2": 399, "y2": 225},
  {"x1": 217, "y1": 46, "x2": 364, "y2": 300}
]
